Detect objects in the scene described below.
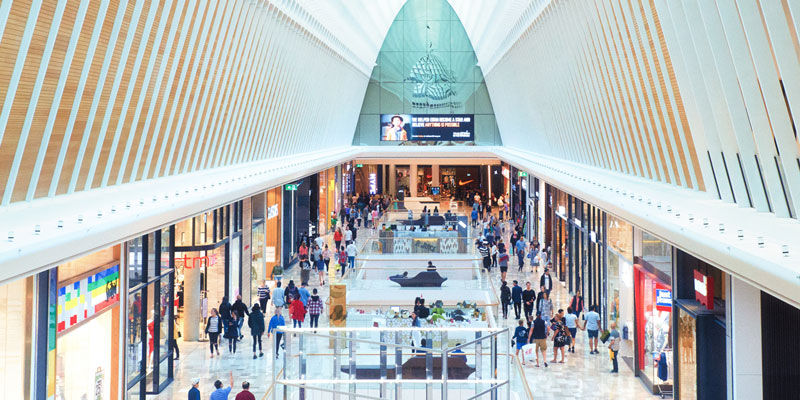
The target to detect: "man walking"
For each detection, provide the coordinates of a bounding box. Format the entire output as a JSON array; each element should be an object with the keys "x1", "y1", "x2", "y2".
[
  {"x1": 209, "y1": 372, "x2": 234, "y2": 400},
  {"x1": 257, "y1": 281, "x2": 270, "y2": 312},
  {"x1": 584, "y1": 305, "x2": 601, "y2": 354},
  {"x1": 511, "y1": 280, "x2": 523, "y2": 320},
  {"x1": 527, "y1": 312, "x2": 549, "y2": 368},
  {"x1": 346, "y1": 242, "x2": 358, "y2": 271},
  {"x1": 235, "y1": 381, "x2": 256, "y2": 400},
  {"x1": 188, "y1": 378, "x2": 200, "y2": 400},
  {"x1": 272, "y1": 281, "x2": 285, "y2": 311},
  {"x1": 516, "y1": 236, "x2": 527, "y2": 271},
  {"x1": 522, "y1": 282, "x2": 536, "y2": 319},
  {"x1": 268, "y1": 307, "x2": 286, "y2": 359}
]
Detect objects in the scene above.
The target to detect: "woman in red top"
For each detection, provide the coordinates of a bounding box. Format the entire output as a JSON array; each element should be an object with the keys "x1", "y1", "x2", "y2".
[
  {"x1": 334, "y1": 228, "x2": 343, "y2": 251},
  {"x1": 289, "y1": 296, "x2": 306, "y2": 328}
]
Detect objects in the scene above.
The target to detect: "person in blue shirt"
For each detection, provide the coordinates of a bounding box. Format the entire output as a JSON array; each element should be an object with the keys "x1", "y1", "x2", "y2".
[
  {"x1": 584, "y1": 305, "x2": 601, "y2": 354},
  {"x1": 511, "y1": 280, "x2": 523, "y2": 320},
  {"x1": 514, "y1": 319, "x2": 530, "y2": 365},
  {"x1": 470, "y1": 209, "x2": 478, "y2": 227},
  {"x1": 272, "y1": 281, "x2": 285, "y2": 310},
  {"x1": 267, "y1": 306, "x2": 286, "y2": 359},
  {"x1": 209, "y1": 372, "x2": 233, "y2": 400},
  {"x1": 515, "y1": 237, "x2": 527, "y2": 271},
  {"x1": 187, "y1": 378, "x2": 200, "y2": 400},
  {"x1": 298, "y1": 282, "x2": 310, "y2": 307}
]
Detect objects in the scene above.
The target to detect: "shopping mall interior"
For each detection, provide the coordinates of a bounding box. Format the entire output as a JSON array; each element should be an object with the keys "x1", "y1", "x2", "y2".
[{"x1": 1, "y1": 0, "x2": 799, "y2": 399}]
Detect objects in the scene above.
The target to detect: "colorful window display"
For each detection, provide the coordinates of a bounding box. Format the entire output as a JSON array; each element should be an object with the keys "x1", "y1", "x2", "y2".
[{"x1": 57, "y1": 264, "x2": 120, "y2": 333}]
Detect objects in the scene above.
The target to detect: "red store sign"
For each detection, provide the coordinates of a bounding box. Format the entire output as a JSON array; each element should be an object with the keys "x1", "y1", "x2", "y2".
[{"x1": 694, "y1": 270, "x2": 714, "y2": 310}]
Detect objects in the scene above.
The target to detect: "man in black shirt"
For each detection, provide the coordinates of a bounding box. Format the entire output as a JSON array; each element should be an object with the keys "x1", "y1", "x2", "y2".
[
  {"x1": 522, "y1": 282, "x2": 536, "y2": 319},
  {"x1": 527, "y1": 312, "x2": 549, "y2": 367}
]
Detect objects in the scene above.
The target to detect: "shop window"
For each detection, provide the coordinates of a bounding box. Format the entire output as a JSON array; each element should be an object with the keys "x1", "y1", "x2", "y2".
[
  {"x1": 641, "y1": 232, "x2": 672, "y2": 279},
  {"x1": 0, "y1": 276, "x2": 35, "y2": 400}
]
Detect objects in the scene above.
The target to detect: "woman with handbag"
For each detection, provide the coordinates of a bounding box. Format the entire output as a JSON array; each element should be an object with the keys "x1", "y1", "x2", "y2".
[{"x1": 550, "y1": 310, "x2": 571, "y2": 363}]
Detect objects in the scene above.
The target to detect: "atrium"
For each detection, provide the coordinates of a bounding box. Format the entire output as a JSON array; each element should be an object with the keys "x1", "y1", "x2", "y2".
[{"x1": 0, "y1": 0, "x2": 798, "y2": 399}]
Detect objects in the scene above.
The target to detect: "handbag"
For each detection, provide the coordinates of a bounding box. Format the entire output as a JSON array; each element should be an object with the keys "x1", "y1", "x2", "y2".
[{"x1": 599, "y1": 329, "x2": 611, "y2": 343}]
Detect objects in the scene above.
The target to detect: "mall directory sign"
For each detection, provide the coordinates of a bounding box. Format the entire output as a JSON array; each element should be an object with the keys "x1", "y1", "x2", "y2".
[{"x1": 380, "y1": 114, "x2": 474, "y2": 141}]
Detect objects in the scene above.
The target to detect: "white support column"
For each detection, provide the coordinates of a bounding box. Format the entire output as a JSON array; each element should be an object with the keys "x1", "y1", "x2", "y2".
[
  {"x1": 431, "y1": 164, "x2": 440, "y2": 187},
  {"x1": 183, "y1": 261, "x2": 201, "y2": 341},
  {"x1": 410, "y1": 164, "x2": 418, "y2": 197},
  {"x1": 728, "y1": 276, "x2": 762, "y2": 400}
]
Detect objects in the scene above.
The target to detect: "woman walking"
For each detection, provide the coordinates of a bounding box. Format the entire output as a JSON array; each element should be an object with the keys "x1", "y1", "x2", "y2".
[
  {"x1": 537, "y1": 291, "x2": 553, "y2": 325},
  {"x1": 205, "y1": 308, "x2": 222, "y2": 358},
  {"x1": 321, "y1": 244, "x2": 331, "y2": 285},
  {"x1": 333, "y1": 228, "x2": 343, "y2": 252},
  {"x1": 550, "y1": 311, "x2": 571, "y2": 363},
  {"x1": 223, "y1": 314, "x2": 238, "y2": 354},
  {"x1": 248, "y1": 304, "x2": 265, "y2": 359},
  {"x1": 289, "y1": 295, "x2": 306, "y2": 328}
]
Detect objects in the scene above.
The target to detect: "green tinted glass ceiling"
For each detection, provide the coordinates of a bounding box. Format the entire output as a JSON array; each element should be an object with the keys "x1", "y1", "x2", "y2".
[{"x1": 353, "y1": 0, "x2": 501, "y2": 146}]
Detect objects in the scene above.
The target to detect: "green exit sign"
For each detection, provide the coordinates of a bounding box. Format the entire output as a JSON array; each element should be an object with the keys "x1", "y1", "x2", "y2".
[
  {"x1": 518, "y1": 171, "x2": 528, "y2": 177},
  {"x1": 356, "y1": 164, "x2": 363, "y2": 168},
  {"x1": 284, "y1": 184, "x2": 299, "y2": 191}
]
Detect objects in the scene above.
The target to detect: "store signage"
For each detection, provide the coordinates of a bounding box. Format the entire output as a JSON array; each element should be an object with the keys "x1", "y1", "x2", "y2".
[
  {"x1": 267, "y1": 204, "x2": 279, "y2": 219},
  {"x1": 177, "y1": 253, "x2": 219, "y2": 269},
  {"x1": 356, "y1": 164, "x2": 363, "y2": 168},
  {"x1": 265, "y1": 246, "x2": 276, "y2": 262},
  {"x1": 502, "y1": 167, "x2": 510, "y2": 179},
  {"x1": 284, "y1": 184, "x2": 299, "y2": 191},
  {"x1": 694, "y1": 270, "x2": 714, "y2": 310},
  {"x1": 655, "y1": 289, "x2": 672, "y2": 312},
  {"x1": 518, "y1": 171, "x2": 528, "y2": 177},
  {"x1": 369, "y1": 173, "x2": 378, "y2": 195},
  {"x1": 57, "y1": 264, "x2": 120, "y2": 333}
]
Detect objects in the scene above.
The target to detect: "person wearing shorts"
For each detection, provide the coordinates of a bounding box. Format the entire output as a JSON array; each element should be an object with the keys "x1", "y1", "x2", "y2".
[
  {"x1": 528, "y1": 312, "x2": 549, "y2": 367},
  {"x1": 584, "y1": 305, "x2": 601, "y2": 354},
  {"x1": 498, "y1": 248, "x2": 509, "y2": 281},
  {"x1": 513, "y1": 319, "x2": 529, "y2": 365},
  {"x1": 564, "y1": 306, "x2": 582, "y2": 353}
]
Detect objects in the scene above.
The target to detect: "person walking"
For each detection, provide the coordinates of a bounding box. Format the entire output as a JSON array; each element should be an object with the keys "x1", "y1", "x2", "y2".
[
  {"x1": 321, "y1": 244, "x2": 331, "y2": 285},
  {"x1": 516, "y1": 237, "x2": 527, "y2": 271},
  {"x1": 564, "y1": 306, "x2": 582, "y2": 353},
  {"x1": 511, "y1": 280, "x2": 522, "y2": 320},
  {"x1": 235, "y1": 381, "x2": 256, "y2": 400},
  {"x1": 219, "y1": 296, "x2": 232, "y2": 327},
  {"x1": 267, "y1": 307, "x2": 286, "y2": 359},
  {"x1": 527, "y1": 312, "x2": 549, "y2": 368},
  {"x1": 346, "y1": 242, "x2": 358, "y2": 271},
  {"x1": 298, "y1": 282, "x2": 310, "y2": 307},
  {"x1": 479, "y1": 241, "x2": 491, "y2": 272},
  {"x1": 334, "y1": 228, "x2": 343, "y2": 251},
  {"x1": 338, "y1": 245, "x2": 348, "y2": 276},
  {"x1": 248, "y1": 304, "x2": 265, "y2": 359},
  {"x1": 584, "y1": 305, "x2": 601, "y2": 354},
  {"x1": 272, "y1": 281, "x2": 285, "y2": 310},
  {"x1": 491, "y1": 242, "x2": 498, "y2": 269},
  {"x1": 500, "y1": 281, "x2": 511, "y2": 319},
  {"x1": 231, "y1": 295, "x2": 249, "y2": 340},
  {"x1": 539, "y1": 268, "x2": 553, "y2": 295},
  {"x1": 550, "y1": 310, "x2": 570, "y2": 363},
  {"x1": 514, "y1": 319, "x2": 529, "y2": 365},
  {"x1": 257, "y1": 281, "x2": 271, "y2": 312},
  {"x1": 522, "y1": 282, "x2": 536, "y2": 319},
  {"x1": 608, "y1": 321, "x2": 621, "y2": 373},
  {"x1": 344, "y1": 226, "x2": 353, "y2": 246},
  {"x1": 284, "y1": 280, "x2": 299, "y2": 305},
  {"x1": 223, "y1": 315, "x2": 238, "y2": 354},
  {"x1": 569, "y1": 290, "x2": 584, "y2": 318},
  {"x1": 498, "y1": 248, "x2": 510, "y2": 281},
  {"x1": 289, "y1": 295, "x2": 306, "y2": 328},
  {"x1": 537, "y1": 291, "x2": 553, "y2": 325},
  {"x1": 209, "y1": 372, "x2": 234, "y2": 400},
  {"x1": 188, "y1": 378, "x2": 201, "y2": 400},
  {"x1": 205, "y1": 308, "x2": 222, "y2": 358},
  {"x1": 307, "y1": 289, "x2": 323, "y2": 331}
]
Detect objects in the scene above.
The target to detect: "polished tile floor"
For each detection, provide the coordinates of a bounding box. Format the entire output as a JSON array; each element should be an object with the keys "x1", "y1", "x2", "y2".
[{"x1": 154, "y1": 216, "x2": 658, "y2": 399}]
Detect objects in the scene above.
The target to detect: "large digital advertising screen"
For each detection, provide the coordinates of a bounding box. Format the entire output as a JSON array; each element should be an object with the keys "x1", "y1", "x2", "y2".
[{"x1": 380, "y1": 114, "x2": 474, "y2": 141}]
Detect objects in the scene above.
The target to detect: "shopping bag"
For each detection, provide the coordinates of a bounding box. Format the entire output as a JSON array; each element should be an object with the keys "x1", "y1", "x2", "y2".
[{"x1": 521, "y1": 344, "x2": 536, "y2": 362}]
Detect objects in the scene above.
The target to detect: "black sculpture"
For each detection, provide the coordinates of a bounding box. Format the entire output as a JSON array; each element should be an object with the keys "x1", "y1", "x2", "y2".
[{"x1": 389, "y1": 271, "x2": 448, "y2": 287}]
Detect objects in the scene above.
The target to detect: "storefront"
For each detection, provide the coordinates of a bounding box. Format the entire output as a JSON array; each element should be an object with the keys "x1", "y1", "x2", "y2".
[
  {"x1": 673, "y1": 250, "x2": 728, "y2": 400},
  {"x1": 126, "y1": 229, "x2": 175, "y2": 398},
  {"x1": 633, "y1": 231, "x2": 674, "y2": 395},
  {"x1": 249, "y1": 187, "x2": 283, "y2": 305},
  {"x1": 55, "y1": 247, "x2": 122, "y2": 400},
  {"x1": 0, "y1": 274, "x2": 37, "y2": 400},
  {"x1": 606, "y1": 214, "x2": 635, "y2": 370}
]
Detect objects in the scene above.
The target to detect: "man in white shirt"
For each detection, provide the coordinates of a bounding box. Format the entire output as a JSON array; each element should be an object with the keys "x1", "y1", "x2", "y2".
[
  {"x1": 346, "y1": 242, "x2": 358, "y2": 270},
  {"x1": 314, "y1": 235, "x2": 324, "y2": 249},
  {"x1": 344, "y1": 227, "x2": 353, "y2": 245}
]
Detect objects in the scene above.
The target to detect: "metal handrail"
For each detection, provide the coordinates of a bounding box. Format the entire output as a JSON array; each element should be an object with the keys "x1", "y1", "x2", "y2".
[{"x1": 511, "y1": 354, "x2": 535, "y2": 400}]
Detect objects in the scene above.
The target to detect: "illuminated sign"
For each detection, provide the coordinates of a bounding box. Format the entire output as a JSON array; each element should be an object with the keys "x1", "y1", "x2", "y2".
[
  {"x1": 369, "y1": 173, "x2": 378, "y2": 195},
  {"x1": 267, "y1": 204, "x2": 279, "y2": 219},
  {"x1": 176, "y1": 253, "x2": 220, "y2": 269},
  {"x1": 655, "y1": 289, "x2": 672, "y2": 312},
  {"x1": 694, "y1": 270, "x2": 714, "y2": 310},
  {"x1": 57, "y1": 264, "x2": 120, "y2": 333},
  {"x1": 356, "y1": 164, "x2": 363, "y2": 168},
  {"x1": 518, "y1": 171, "x2": 528, "y2": 177},
  {"x1": 285, "y1": 184, "x2": 299, "y2": 191}
]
